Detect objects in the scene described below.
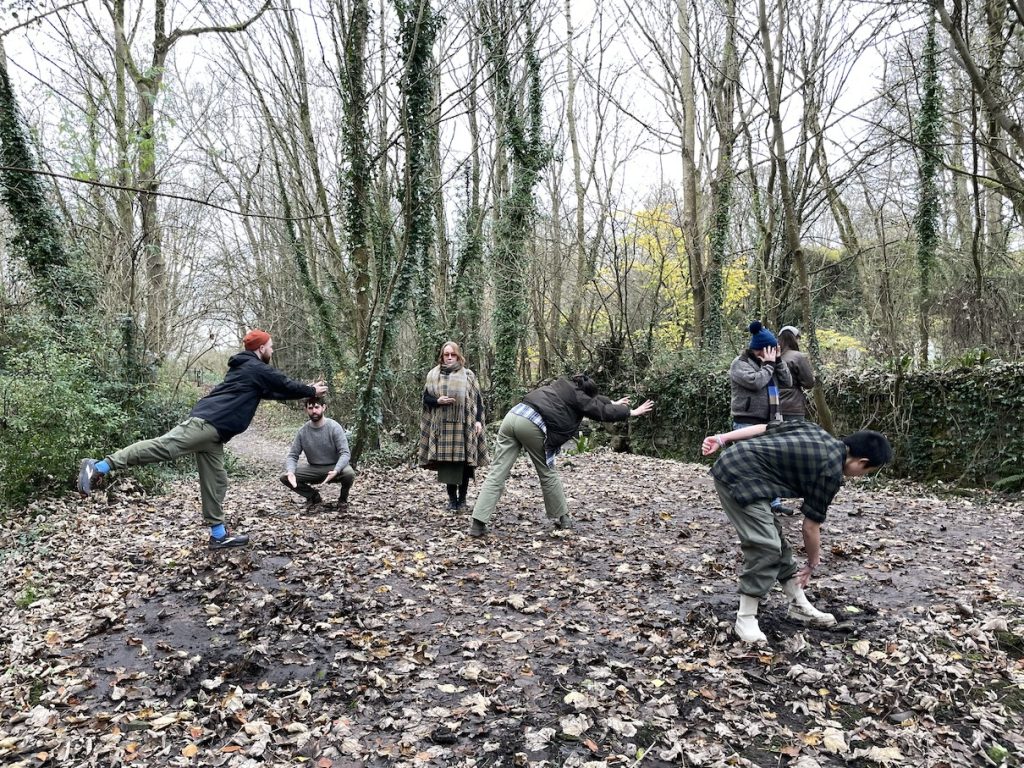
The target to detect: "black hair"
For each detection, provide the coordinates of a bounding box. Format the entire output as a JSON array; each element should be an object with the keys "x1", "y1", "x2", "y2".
[
  {"x1": 305, "y1": 396, "x2": 326, "y2": 406},
  {"x1": 841, "y1": 430, "x2": 892, "y2": 468},
  {"x1": 570, "y1": 373, "x2": 599, "y2": 397}
]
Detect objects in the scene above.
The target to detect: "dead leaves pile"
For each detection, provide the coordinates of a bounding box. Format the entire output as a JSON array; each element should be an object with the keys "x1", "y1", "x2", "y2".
[{"x1": 0, "y1": 450, "x2": 1021, "y2": 767}]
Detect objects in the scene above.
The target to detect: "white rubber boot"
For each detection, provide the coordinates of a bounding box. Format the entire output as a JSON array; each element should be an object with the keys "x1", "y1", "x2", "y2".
[
  {"x1": 782, "y1": 579, "x2": 837, "y2": 627},
  {"x1": 735, "y1": 594, "x2": 768, "y2": 644}
]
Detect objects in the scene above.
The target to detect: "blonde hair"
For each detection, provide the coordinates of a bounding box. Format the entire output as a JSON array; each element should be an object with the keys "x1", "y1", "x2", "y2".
[{"x1": 437, "y1": 341, "x2": 465, "y2": 365}]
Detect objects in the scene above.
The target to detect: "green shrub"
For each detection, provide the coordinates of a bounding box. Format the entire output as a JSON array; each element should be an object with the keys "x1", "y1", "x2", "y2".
[
  {"x1": 0, "y1": 316, "x2": 189, "y2": 510},
  {"x1": 625, "y1": 355, "x2": 1024, "y2": 491},
  {"x1": 828, "y1": 362, "x2": 1024, "y2": 490},
  {"x1": 628, "y1": 353, "x2": 733, "y2": 463}
]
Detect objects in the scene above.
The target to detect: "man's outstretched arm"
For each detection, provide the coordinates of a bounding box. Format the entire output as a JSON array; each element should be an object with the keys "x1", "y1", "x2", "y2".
[{"x1": 700, "y1": 424, "x2": 767, "y2": 456}]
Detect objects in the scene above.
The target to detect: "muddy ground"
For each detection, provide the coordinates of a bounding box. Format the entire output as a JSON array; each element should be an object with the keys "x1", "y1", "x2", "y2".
[{"x1": 1, "y1": 412, "x2": 1022, "y2": 767}]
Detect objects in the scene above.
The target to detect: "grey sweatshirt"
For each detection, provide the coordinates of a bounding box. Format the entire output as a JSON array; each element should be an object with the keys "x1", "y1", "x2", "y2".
[{"x1": 285, "y1": 417, "x2": 351, "y2": 473}]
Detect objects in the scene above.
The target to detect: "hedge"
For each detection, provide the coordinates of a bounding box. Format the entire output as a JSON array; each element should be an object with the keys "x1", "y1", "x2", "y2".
[{"x1": 625, "y1": 360, "x2": 1024, "y2": 491}]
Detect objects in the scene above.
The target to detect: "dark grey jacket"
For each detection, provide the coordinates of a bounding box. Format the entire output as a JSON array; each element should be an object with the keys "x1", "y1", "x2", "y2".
[{"x1": 728, "y1": 351, "x2": 792, "y2": 424}]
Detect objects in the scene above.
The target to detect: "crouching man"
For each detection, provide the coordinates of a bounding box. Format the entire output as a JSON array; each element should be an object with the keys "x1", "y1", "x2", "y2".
[
  {"x1": 701, "y1": 421, "x2": 892, "y2": 644},
  {"x1": 281, "y1": 397, "x2": 355, "y2": 512}
]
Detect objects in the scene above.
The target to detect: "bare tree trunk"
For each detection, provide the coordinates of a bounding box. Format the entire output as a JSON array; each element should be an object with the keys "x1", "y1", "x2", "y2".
[
  {"x1": 564, "y1": 0, "x2": 590, "y2": 362},
  {"x1": 111, "y1": 0, "x2": 137, "y2": 321},
  {"x1": 704, "y1": 0, "x2": 740, "y2": 351},
  {"x1": 677, "y1": 0, "x2": 705, "y2": 343},
  {"x1": 112, "y1": 0, "x2": 271, "y2": 354},
  {"x1": 931, "y1": 0, "x2": 1024, "y2": 220}
]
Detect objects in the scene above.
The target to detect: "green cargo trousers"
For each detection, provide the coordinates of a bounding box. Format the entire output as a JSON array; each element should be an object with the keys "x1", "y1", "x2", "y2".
[
  {"x1": 106, "y1": 417, "x2": 227, "y2": 526},
  {"x1": 279, "y1": 464, "x2": 356, "y2": 501},
  {"x1": 714, "y1": 478, "x2": 799, "y2": 597},
  {"x1": 471, "y1": 412, "x2": 567, "y2": 524}
]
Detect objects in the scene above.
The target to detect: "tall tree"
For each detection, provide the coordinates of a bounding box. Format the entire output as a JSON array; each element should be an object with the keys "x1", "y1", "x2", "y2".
[
  {"x1": 110, "y1": 0, "x2": 271, "y2": 353},
  {"x1": 0, "y1": 41, "x2": 90, "y2": 317},
  {"x1": 336, "y1": 0, "x2": 374, "y2": 350},
  {"x1": 702, "y1": 0, "x2": 740, "y2": 351},
  {"x1": 757, "y1": 0, "x2": 833, "y2": 430},
  {"x1": 395, "y1": 0, "x2": 441, "y2": 368},
  {"x1": 915, "y1": 14, "x2": 941, "y2": 366},
  {"x1": 482, "y1": 0, "x2": 550, "y2": 409}
]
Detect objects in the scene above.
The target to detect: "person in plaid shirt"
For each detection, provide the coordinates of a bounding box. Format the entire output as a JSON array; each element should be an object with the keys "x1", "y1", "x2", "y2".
[{"x1": 702, "y1": 420, "x2": 892, "y2": 643}]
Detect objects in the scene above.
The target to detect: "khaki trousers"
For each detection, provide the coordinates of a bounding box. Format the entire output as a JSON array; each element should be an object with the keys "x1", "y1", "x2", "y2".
[
  {"x1": 471, "y1": 412, "x2": 567, "y2": 524},
  {"x1": 106, "y1": 417, "x2": 227, "y2": 526},
  {"x1": 280, "y1": 464, "x2": 356, "y2": 502},
  {"x1": 714, "y1": 478, "x2": 799, "y2": 597}
]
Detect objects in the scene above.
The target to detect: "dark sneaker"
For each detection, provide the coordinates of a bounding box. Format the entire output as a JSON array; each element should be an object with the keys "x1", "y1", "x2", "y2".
[
  {"x1": 209, "y1": 531, "x2": 250, "y2": 549},
  {"x1": 554, "y1": 514, "x2": 574, "y2": 530},
  {"x1": 447, "y1": 500, "x2": 459, "y2": 512},
  {"x1": 773, "y1": 504, "x2": 798, "y2": 516},
  {"x1": 78, "y1": 458, "x2": 101, "y2": 497},
  {"x1": 337, "y1": 500, "x2": 350, "y2": 513},
  {"x1": 468, "y1": 518, "x2": 486, "y2": 538},
  {"x1": 305, "y1": 492, "x2": 323, "y2": 509}
]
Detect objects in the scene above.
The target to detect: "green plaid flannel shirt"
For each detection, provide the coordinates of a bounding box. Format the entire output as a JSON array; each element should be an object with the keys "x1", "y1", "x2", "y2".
[{"x1": 710, "y1": 420, "x2": 847, "y2": 522}]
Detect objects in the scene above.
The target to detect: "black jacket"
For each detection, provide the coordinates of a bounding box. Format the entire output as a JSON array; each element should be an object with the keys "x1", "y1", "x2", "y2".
[
  {"x1": 522, "y1": 378, "x2": 630, "y2": 451},
  {"x1": 190, "y1": 351, "x2": 315, "y2": 442}
]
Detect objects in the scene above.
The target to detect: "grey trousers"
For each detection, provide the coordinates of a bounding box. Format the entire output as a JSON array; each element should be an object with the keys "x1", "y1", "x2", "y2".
[
  {"x1": 106, "y1": 417, "x2": 227, "y2": 526},
  {"x1": 280, "y1": 464, "x2": 356, "y2": 502},
  {"x1": 714, "y1": 478, "x2": 799, "y2": 597},
  {"x1": 471, "y1": 412, "x2": 567, "y2": 524}
]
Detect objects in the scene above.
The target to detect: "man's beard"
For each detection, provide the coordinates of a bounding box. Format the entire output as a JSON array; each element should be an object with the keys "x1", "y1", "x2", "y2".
[
  {"x1": 309, "y1": 413, "x2": 323, "y2": 423},
  {"x1": 259, "y1": 350, "x2": 272, "y2": 363}
]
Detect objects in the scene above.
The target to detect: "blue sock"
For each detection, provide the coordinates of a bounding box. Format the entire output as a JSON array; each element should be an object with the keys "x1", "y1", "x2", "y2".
[
  {"x1": 95, "y1": 460, "x2": 111, "y2": 474},
  {"x1": 211, "y1": 524, "x2": 226, "y2": 539}
]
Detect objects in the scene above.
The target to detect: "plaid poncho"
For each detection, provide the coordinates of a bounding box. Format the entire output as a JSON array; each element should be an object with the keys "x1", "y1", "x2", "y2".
[{"x1": 418, "y1": 364, "x2": 489, "y2": 470}]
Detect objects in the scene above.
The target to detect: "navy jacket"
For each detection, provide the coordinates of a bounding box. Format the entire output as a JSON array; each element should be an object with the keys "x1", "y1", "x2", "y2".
[{"x1": 190, "y1": 351, "x2": 315, "y2": 442}]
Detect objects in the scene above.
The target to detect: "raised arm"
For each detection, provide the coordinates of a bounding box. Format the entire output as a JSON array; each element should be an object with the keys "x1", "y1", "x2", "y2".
[{"x1": 701, "y1": 424, "x2": 768, "y2": 455}]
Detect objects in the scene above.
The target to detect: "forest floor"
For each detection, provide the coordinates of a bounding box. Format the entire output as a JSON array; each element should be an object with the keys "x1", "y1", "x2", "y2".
[{"x1": 1, "y1": 405, "x2": 1023, "y2": 768}]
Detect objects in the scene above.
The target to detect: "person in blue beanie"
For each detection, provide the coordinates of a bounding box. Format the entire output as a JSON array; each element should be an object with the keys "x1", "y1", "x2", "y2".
[{"x1": 729, "y1": 321, "x2": 795, "y2": 514}]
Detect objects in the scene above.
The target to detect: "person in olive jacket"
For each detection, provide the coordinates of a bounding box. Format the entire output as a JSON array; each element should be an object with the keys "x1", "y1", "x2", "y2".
[
  {"x1": 77, "y1": 330, "x2": 327, "y2": 549},
  {"x1": 468, "y1": 374, "x2": 654, "y2": 537}
]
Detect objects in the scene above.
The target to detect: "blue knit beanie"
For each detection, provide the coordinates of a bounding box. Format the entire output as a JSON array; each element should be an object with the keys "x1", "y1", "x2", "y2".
[{"x1": 748, "y1": 321, "x2": 778, "y2": 350}]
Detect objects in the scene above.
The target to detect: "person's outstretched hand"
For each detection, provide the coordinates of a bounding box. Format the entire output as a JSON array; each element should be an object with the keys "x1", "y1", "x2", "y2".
[
  {"x1": 613, "y1": 396, "x2": 631, "y2": 406},
  {"x1": 312, "y1": 380, "x2": 329, "y2": 397},
  {"x1": 287, "y1": 472, "x2": 297, "y2": 488},
  {"x1": 701, "y1": 435, "x2": 726, "y2": 456},
  {"x1": 630, "y1": 399, "x2": 654, "y2": 417}
]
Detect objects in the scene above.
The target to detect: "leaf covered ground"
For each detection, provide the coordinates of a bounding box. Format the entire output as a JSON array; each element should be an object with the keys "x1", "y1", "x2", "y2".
[{"x1": 1, "y1": 422, "x2": 1022, "y2": 768}]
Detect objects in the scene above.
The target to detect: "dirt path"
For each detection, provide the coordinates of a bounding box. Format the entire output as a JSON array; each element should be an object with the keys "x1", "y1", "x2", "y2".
[{"x1": 1, "y1": 418, "x2": 1022, "y2": 767}]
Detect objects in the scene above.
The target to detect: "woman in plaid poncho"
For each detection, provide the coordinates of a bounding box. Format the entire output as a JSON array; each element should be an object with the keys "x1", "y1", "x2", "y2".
[{"x1": 418, "y1": 341, "x2": 489, "y2": 510}]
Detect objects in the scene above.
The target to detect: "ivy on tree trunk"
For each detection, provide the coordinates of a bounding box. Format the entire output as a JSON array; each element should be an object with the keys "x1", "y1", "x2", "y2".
[
  {"x1": 483, "y1": 0, "x2": 550, "y2": 412},
  {"x1": 916, "y1": 15, "x2": 941, "y2": 368},
  {"x1": 0, "y1": 43, "x2": 90, "y2": 318}
]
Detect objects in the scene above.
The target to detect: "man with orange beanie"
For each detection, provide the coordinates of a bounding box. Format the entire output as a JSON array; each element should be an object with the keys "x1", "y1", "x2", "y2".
[{"x1": 77, "y1": 330, "x2": 327, "y2": 549}]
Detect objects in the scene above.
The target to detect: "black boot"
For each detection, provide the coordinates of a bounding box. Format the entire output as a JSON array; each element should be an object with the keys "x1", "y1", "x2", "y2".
[
  {"x1": 456, "y1": 478, "x2": 470, "y2": 510},
  {"x1": 446, "y1": 485, "x2": 459, "y2": 511}
]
